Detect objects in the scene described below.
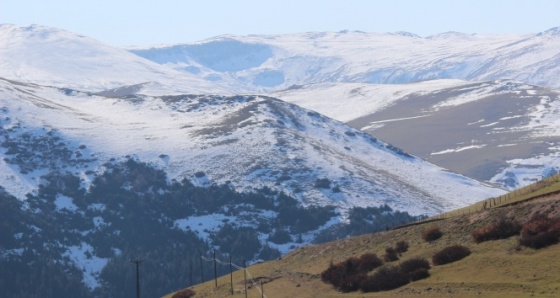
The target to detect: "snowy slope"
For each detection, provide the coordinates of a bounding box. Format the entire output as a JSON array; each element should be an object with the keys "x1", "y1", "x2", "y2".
[
  {"x1": 272, "y1": 79, "x2": 469, "y2": 122},
  {"x1": 273, "y1": 79, "x2": 560, "y2": 190},
  {"x1": 0, "y1": 24, "x2": 227, "y2": 93},
  {"x1": 131, "y1": 28, "x2": 560, "y2": 91},
  {"x1": 0, "y1": 78, "x2": 504, "y2": 215}
]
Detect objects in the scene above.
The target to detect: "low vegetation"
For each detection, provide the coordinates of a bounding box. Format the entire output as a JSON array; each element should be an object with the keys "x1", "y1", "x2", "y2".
[
  {"x1": 432, "y1": 245, "x2": 471, "y2": 265},
  {"x1": 321, "y1": 247, "x2": 431, "y2": 293},
  {"x1": 382, "y1": 240, "x2": 409, "y2": 262},
  {"x1": 357, "y1": 253, "x2": 384, "y2": 272},
  {"x1": 171, "y1": 288, "x2": 196, "y2": 298},
  {"x1": 398, "y1": 257, "x2": 431, "y2": 281},
  {"x1": 422, "y1": 226, "x2": 443, "y2": 242},
  {"x1": 383, "y1": 246, "x2": 399, "y2": 262},
  {"x1": 519, "y1": 214, "x2": 560, "y2": 249},
  {"x1": 360, "y1": 265, "x2": 408, "y2": 292},
  {"x1": 395, "y1": 240, "x2": 409, "y2": 253},
  {"x1": 471, "y1": 217, "x2": 522, "y2": 243},
  {"x1": 320, "y1": 253, "x2": 383, "y2": 292}
]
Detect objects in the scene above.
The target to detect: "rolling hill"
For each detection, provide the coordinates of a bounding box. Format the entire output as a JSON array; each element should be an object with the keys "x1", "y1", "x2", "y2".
[{"x1": 176, "y1": 180, "x2": 560, "y2": 298}]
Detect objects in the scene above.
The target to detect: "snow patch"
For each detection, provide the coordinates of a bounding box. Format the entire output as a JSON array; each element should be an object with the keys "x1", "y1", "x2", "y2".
[
  {"x1": 431, "y1": 145, "x2": 486, "y2": 155},
  {"x1": 63, "y1": 242, "x2": 108, "y2": 289},
  {"x1": 54, "y1": 195, "x2": 78, "y2": 212}
]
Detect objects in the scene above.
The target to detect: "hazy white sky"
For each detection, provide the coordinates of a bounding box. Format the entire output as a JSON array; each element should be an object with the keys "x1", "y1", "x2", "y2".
[{"x1": 1, "y1": 0, "x2": 559, "y2": 46}]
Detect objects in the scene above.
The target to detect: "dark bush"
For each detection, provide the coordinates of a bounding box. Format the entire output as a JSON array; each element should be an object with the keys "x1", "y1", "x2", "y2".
[
  {"x1": 472, "y1": 217, "x2": 522, "y2": 243},
  {"x1": 321, "y1": 262, "x2": 345, "y2": 288},
  {"x1": 321, "y1": 253, "x2": 384, "y2": 292},
  {"x1": 268, "y1": 229, "x2": 292, "y2": 244},
  {"x1": 395, "y1": 240, "x2": 409, "y2": 253},
  {"x1": 172, "y1": 288, "x2": 196, "y2": 298},
  {"x1": 407, "y1": 268, "x2": 430, "y2": 281},
  {"x1": 383, "y1": 247, "x2": 399, "y2": 262},
  {"x1": 339, "y1": 272, "x2": 366, "y2": 293},
  {"x1": 519, "y1": 215, "x2": 560, "y2": 249},
  {"x1": 432, "y1": 245, "x2": 471, "y2": 265},
  {"x1": 357, "y1": 253, "x2": 383, "y2": 272},
  {"x1": 321, "y1": 257, "x2": 362, "y2": 292},
  {"x1": 360, "y1": 266, "x2": 409, "y2": 292},
  {"x1": 422, "y1": 226, "x2": 443, "y2": 242},
  {"x1": 342, "y1": 257, "x2": 362, "y2": 275},
  {"x1": 314, "y1": 178, "x2": 331, "y2": 189},
  {"x1": 399, "y1": 257, "x2": 430, "y2": 275}
]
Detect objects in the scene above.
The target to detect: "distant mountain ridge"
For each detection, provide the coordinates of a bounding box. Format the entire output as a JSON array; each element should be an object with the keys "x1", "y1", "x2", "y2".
[{"x1": 131, "y1": 28, "x2": 560, "y2": 91}]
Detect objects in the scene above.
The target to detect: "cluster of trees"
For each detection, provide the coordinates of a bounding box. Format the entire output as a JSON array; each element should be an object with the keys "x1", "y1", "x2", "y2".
[{"x1": 314, "y1": 205, "x2": 421, "y2": 243}]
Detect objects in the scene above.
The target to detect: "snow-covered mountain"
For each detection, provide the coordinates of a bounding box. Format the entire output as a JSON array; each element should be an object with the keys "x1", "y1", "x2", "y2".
[
  {"x1": 6, "y1": 24, "x2": 555, "y2": 296},
  {"x1": 0, "y1": 77, "x2": 503, "y2": 214},
  {"x1": 0, "y1": 24, "x2": 227, "y2": 93},
  {"x1": 273, "y1": 79, "x2": 560, "y2": 190},
  {"x1": 0, "y1": 76, "x2": 505, "y2": 296},
  {"x1": 130, "y1": 28, "x2": 560, "y2": 91}
]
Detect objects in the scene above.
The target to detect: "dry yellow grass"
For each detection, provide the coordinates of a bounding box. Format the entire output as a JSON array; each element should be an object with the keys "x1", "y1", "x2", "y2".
[{"x1": 164, "y1": 193, "x2": 560, "y2": 298}]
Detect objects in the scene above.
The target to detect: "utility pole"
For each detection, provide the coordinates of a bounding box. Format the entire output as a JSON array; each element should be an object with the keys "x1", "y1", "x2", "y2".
[
  {"x1": 244, "y1": 260, "x2": 248, "y2": 298},
  {"x1": 130, "y1": 258, "x2": 144, "y2": 298},
  {"x1": 214, "y1": 250, "x2": 218, "y2": 288},
  {"x1": 230, "y1": 255, "x2": 234, "y2": 295},
  {"x1": 200, "y1": 253, "x2": 204, "y2": 283}
]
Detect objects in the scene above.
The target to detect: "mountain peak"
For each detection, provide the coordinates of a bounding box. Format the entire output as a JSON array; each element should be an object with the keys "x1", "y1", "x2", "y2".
[
  {"x1": 536, "y1": 26, "x2": 560, "y2": 37},
  {"x1": 427, "y1": 31, "x2": 474, "y2": 39},
  {"x1": 0, "y1": 24, "x2": 224, "y2": 93},
  {"x1": 391, "y1": 31, "x2": 420, "y2": 38}
]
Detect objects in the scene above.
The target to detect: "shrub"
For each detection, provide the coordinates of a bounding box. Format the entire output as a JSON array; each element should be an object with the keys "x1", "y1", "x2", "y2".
[
  {"x1": 360, "y1": 266, "x2": 409, "y2": 292},
  {"x1": 268, "y1": 229, "x2": 292, "y2": 244},
  {"x1": 395, "y1": 240, "x2": 409, "y2": 253},
  {"x1": 357, "y1": 253, "x2": 383, "y2": 272},
  {"x1": 407, "y1": 268, "x2": 430, "y2": 281},
  {"x1": 320, "y1": 257, "x2": 363, "y2": 292},
  {"x1": 321, "y1": 253, "x2": 384, "y2": 292},
  {"x1": 422, "y1": 226, "x2": 443, "y2": 242},
  {"x1": 399, "y1": 257, "x2": 430, "y2": 275},
  {"x1": 432, "y1": 245, "x2": 471, "y2": 265},
  {"x1": 383, "y1": 247, "x2": 399, "y2": 262},
  {"x1": 519, "y1": 215, "x2": 560, "y2": 249},
  {"x1": 314, "y1": 178, "x2": 331, "y2": 189},
  {"x1": 472, "y1": 217, "x2": 522, "y2": 243},
  {"x1": 321, "y1": 262, "x2": 345, "y2": 288},
  {"x1": 338, "y1": 272, "x2": 366, "y2": 293},
  {"x1": 172, "y1": 288, "x2": 196, "y2": 298}
]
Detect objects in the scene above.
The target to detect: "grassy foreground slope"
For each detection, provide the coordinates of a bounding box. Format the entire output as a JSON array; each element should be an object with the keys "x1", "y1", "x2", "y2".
[{"x1": 166, "y1": 193, "x2": 560, "y2": 298}]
